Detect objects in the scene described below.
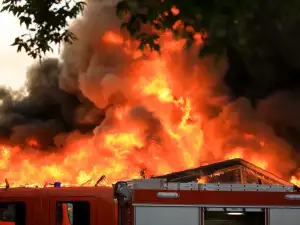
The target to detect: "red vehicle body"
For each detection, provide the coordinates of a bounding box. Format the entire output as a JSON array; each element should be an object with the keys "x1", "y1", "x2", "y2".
[{"x1": 0, "y1": 179, "x2": 300, "y2": 225}]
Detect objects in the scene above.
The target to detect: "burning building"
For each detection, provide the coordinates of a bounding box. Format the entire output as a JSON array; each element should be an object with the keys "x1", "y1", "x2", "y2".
[{"x1": 155, "y1": 158, "x2": 291, "y2": 185}]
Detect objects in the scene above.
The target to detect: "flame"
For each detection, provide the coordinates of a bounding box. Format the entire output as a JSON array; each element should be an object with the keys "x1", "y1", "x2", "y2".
[
  {"x1": 142, "y1": 73, "x2": 174, "y2": 102},
  {"x1": 0, "y1": 27, "x2": 298, "y2": 188},
  {"x1": 171, "y1": 6, "x2": 180, "y2": 16},
  {"x1": 197, "y1": 177, "x2": 207, "y2": 184},
  {"x1": 27, "y1": 138, "x2": 39, "y2": 148},
  {"x1": 225, "y1": 149, "x2": 268, "y2": 170},
  {"x1": 290, "y1": 176, "x2": 300, "y2": 186},
  {"x1": 290, "y1": 169, "x2": 300, "y2": 186},
  {"x1": 102, "y1": 31, "x2": 124, "y2": 44}
]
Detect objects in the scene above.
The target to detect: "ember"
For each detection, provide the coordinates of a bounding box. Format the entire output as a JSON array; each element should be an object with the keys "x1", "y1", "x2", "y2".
[{"x1": 0, "y1": 1, "x2": 299, "y2": 188}]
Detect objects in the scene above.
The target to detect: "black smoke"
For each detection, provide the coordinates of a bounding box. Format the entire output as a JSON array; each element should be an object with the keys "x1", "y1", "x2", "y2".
[{"x1": 0, "y1": 58, "x2": 104, "y2": 149}]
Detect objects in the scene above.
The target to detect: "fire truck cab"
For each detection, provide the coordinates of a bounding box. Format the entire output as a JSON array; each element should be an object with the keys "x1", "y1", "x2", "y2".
[{"x1": 0, "y1": 179, "x2": 300, "y2": 225}]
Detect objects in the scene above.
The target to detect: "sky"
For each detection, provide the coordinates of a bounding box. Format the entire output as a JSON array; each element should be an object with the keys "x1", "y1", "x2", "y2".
[{"x1": 0, "y1": 12, "x2": 59, "y2": 90}]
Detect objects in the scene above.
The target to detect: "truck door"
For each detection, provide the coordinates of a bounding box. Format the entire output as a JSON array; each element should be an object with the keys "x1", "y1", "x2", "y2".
[
  {"x1": 49, "y1": 197, "x2": 98, "y2": 225},
  {"x1": 269, "y1": 208, "x2": 299, "y2": 225},
  {"x1": 134, "y1": 206, "x2": 200, "y2": 225}
]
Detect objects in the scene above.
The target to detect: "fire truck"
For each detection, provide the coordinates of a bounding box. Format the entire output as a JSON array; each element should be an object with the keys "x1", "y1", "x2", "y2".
[{"x1": 0, "y1": 179, "x2": 299, "y2": 225}]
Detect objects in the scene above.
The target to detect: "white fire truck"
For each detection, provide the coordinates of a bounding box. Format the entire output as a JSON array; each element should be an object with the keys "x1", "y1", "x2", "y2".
[{"x1": 0, "y1": 179, "x2": 299, "y2": 225}]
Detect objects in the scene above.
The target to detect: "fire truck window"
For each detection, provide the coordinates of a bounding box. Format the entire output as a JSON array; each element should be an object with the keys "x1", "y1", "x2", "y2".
[
  {"x1": 204, "y1": 211, "x2": 265, "y2": 225},
  {"x1": 56, "y1": 201, "x2": 90, "y2": 225},
  {"x1": 0, "y1": 202, "x2": 26, "y2": 225}
]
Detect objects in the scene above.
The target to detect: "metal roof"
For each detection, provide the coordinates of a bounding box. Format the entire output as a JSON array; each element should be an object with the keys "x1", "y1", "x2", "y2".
[{"x1": 154, "y1": 158, "x2": 291, "y2": 185}]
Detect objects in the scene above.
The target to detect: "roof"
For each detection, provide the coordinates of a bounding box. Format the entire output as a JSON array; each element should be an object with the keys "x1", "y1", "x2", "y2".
[{"x1": 154, "y1": 158, "x2": 291, "y2": 185}]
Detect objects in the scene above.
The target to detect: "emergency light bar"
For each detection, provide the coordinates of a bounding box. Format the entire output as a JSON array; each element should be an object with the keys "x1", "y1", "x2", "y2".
[{"x1": 54, "y1": 182, "x2": 61, "y2": 188}]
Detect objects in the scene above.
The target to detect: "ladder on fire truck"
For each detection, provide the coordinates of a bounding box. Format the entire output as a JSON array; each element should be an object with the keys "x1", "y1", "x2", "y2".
[{"x1": 121, "y1": 179, "x2": 297, "y2": 192}]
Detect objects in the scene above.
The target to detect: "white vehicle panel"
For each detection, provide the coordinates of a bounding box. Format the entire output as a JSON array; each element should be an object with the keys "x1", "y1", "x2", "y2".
[
  {"x1": 134, "y1": 206, "x2": 199, "y2": 225},
  {"x1": 269, "y1": 208, "x2": 299, "y2": 225}
]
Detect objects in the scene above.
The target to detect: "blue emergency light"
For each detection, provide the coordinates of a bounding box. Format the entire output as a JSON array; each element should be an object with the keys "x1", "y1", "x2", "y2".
[{"x1": 54, "y1": 182, "x2": 61, "y2": 187}]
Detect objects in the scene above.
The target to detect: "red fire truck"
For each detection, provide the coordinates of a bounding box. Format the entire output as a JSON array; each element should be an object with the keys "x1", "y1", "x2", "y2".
[{"x1": 0, "y1": 179, "x2": 299, "y2": 225}]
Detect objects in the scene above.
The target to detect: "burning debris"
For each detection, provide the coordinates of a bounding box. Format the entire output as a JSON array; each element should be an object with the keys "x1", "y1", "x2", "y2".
[{"x1": 0, "y1": 0, "x2": 300, "y2": 187}]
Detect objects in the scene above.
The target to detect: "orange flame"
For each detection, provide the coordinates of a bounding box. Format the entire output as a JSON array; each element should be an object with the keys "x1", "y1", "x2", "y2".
[
  {"x1": 290, "y1": 169, "x2": 300, "y2": 186},
  {"x1": 0, "y1": 28, "x2": 298, "y2": 188},
  {"x1": 290, "y1": 176, "x2": 300, "y2": 186},
  {"x1": 197, "y1": 177, "x2": 207, "y2": 184},
  {"x1": 102, "y1": 31, "x2": 124, "y2": 44},
  {"x1": 171, "y1": 6, "x2": 180, "y2": 16},
  {"x1": 27, "y1": 138, "x2": 39, "y2": 148},
  {"x1": 225, "y1": 149, "x2": 268, "y2": 170}
]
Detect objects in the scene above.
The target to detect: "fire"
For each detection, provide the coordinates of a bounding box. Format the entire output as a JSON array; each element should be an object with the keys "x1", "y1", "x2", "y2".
[
  {"x1": 170, "y1": 6, "x2": 180, "y2": 16},
  {"x1": 142, "y1": 73, "x2": 174, "y2": 102},
  {"x1": 197, "y1": 177, "x2": 207, "y2": 184},
  {"x1": 102, "y1": 31, "x2": 124, "y2": 44},
  {"x1": 225, "y1": 149, "x2": 268, "y2": 170},
  {"x1": 0, "y1": 24, "x2": 299, "y2": 188},
  {"x1": 104, "y1": 133, "x2": 143, "y2": 151},
  {"x1": 290, "y1": 176, "x2": 300, "y2": 186},
  {"x1": 27, "y1": 138, "x2": 39, "y2": 148},
  {"x1": 290, "y1": 169, "x2": 300, "y2": 186}
]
